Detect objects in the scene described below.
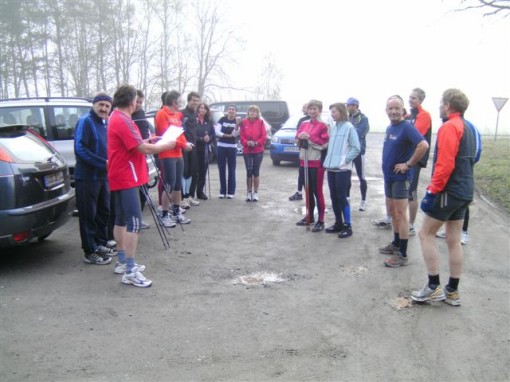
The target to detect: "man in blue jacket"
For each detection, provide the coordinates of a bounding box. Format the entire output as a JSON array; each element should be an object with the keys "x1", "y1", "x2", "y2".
[{"x1": 74, "y1": 93, "x2": 117, "y2": 265}]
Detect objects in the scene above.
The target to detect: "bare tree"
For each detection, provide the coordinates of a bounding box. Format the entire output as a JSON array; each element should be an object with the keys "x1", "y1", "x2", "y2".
[
  {"x1": 256, "y1": 54, "x2": 282, "y2": 100},
  {"x1": 189, "y1": 0, "x2": 242, "y2": 99},
  {"x1": 457, "y1": 0, "x2": 510, "y2": 16}
]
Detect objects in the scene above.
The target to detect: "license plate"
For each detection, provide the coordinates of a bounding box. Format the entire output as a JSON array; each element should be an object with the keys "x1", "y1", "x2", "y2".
[
  {"x1": 44, "y1": 171, "x2": 64, "y2": 188},
  {"x1": 284, "y1": 146, "x2": 299, "y2": 152}
]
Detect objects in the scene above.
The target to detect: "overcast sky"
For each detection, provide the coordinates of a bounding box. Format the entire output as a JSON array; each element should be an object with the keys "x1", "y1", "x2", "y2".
[{"x1": 220, "y1": 0, "x2": 509, "y2": 134}]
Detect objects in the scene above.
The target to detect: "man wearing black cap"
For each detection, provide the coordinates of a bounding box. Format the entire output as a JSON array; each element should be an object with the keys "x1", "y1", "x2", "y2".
[
  {"x1": 74, "y1": 92, "x2": 117, "y2": 265},
  {"x1": 346, "y1": 97, "x2": 370, "y2": 211}
]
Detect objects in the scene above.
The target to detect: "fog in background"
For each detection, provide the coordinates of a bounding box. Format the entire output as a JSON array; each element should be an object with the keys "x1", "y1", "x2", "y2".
[{"x1": 221, "y1": 0, "x2": 509, "y2": 134}]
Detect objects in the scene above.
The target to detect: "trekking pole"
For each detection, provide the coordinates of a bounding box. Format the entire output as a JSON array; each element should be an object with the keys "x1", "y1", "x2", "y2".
[
  {"x1": 140, "y1": 184, "x2": 171, "y2": 249},
  {"x1": 205, "y1": 131, "x2": 211, "y2": 199},
  {"x1": 303, "y1": 140, "x2": 310, "y2": 231}
]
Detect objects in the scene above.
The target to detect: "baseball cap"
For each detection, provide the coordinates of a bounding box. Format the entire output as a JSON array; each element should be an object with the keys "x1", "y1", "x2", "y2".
[{"x1": 346, "y1": 97, "x2": 359, "y2": 106}]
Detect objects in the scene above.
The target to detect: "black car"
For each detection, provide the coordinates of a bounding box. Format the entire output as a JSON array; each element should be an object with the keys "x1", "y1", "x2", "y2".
[{"x1": 0, "y1": 124, "x2": 75, "y2": 247}]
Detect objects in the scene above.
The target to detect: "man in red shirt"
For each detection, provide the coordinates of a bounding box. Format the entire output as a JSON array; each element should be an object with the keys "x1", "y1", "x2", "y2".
[{"x1": 108, "y1": 85, "x2": 177, "y2": 288}]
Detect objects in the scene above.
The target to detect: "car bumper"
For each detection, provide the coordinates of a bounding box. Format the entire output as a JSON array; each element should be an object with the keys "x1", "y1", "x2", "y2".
[
  {"x1": 270, "y1": 144, "x2": 300, "y2": 162},
  {"x1": 0, "y1": 188, "x2": 76, "y2": 247}
]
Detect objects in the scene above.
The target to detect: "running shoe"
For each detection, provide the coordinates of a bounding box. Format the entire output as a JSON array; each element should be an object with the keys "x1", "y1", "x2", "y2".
[
  {"x1": 246, "y1": 192, "x2": 252, "y2": 202},
  {"x1": 379, "y1": 243, "x2": 399, "y2": 254},
  {"x1": 252, "y1": 192, "x2": 259, "y2": 202},
  {"x1": 84, "y1": 252, "x2": 112, "y2": 265},
  {"x1": 160, "y1": 215, "x2": 176, "y2": 228},
  {"x1": 96, "y1": 245, "x2": 117, "y2": 257},
  {"x1": 359, "y1": 200, "x2": 366, "y2": 211},
  {"x1": 188, "y1": 197, "x2": 200, "y2": 206},
  {"x1": 296, "y1": 217, "x2": 314, "y2": 226},
  {"x1": 411, "y1": 284, "x2": 446, "y2": 302},
  {"x1": 172, "y1": 213, "x2": 191, "y2": 224},
  {"x1": 409, "y1": 225, "x2": 416, "y2": 236},
  {"x1": 338, "y1": 225, "x2": 353, "y2": 238},
  {"x1": 371, "y1": 218, "x2": 392, "y2": 229},
  {"x1": 311, "y1": 221, "x2": 324, "y2": 232},
  {"x1": 384, "y1": 253, "x2": 408, "y2": 267},
  {"x1": 436, "y1": 229, "x2": 446, "y2": 238},
  {"x1": 227, "y1": 194, "x2": 235, "y2": 199},
  {"x1": 461, "y1": 231, "x2": 469, "y2": 245},
  {"x1": 289, "y1": 192, "x2": 303, "y2": 201},
  {"x1": 121, "y1": 271, "x2": 152, "y2": 288},
  {"x1": 444, "y1": 286, "x2": 461, "y2": 306},
  {"x1": 140, "y1": 220, "x2": 150, "y2": 229},
  {"x1": 106, "y1": 240, "x2": 117, "y2": 248}
]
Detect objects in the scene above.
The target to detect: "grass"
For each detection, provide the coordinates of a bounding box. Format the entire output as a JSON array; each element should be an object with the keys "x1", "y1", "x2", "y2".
[{"x1": 475, "y1": 137, "x2": 510, "y2": 213}]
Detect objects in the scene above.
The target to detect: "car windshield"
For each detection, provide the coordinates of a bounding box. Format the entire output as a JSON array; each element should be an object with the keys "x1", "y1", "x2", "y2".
[
  {"x1": 281, "y1": 115, "x2": 304, "y2": 130},
  {"x1": 0, "y1": 132, "x2": 54, "y2": 163}
]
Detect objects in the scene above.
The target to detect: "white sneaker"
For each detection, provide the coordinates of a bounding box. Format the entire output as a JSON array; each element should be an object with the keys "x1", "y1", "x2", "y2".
[
  {"x1": 180, "y1": 199, "x2": 190, "y2": 209},
  {"x1": 436, "y1": 229, "x2": 446, "y2": 238},
  {"x1": 106, "y1": 240, "x2": 117, "y2": 248},
  {"x1": 172, "y1": 214, "x2": 191, "y2": 224},
  {"x1": 121, "y1": 271, "x2": 152, "y2": 287},
  {"x1": 140, "y1": 220, "x2": 150, "y2": 229},
  {"x1": 114, "y1": 262, "x2": 146, "y2": 274},
  {"x1": 359, "y1": 200, "x2": 366, "y2": 211},
  {"x1": 188, "y1": 197, "x2": 200, "y2": 206},
  {"x1": 252, "y1": 192, "x2": 259, "y2": 202},
  {"x1": 246, "y1": 192, "x2": 252, "y2": 202},
  {"x1": 227, "y1": 194, "x2": 235, "y2": 199},
  {"x1": 160, "y1": 215, "x2": 176, "y2": 228},
  {"x1": 409, "y1": 225, "x2": 416, "y2": 236},
  {"x1": 461, "y1": 231, "x2": 469, "y2": 245},
  {"x1": 219, "y1": 194, "x2": 226, "y2": 199}
]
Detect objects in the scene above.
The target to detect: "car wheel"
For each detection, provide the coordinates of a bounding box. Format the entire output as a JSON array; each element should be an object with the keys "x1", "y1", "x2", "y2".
[
  {"x1": 272, "y1": 159, "x2": 280, "y2": 166},
  {"x1": 38, "y1": 233, "x2": 51, "y2": 241}
]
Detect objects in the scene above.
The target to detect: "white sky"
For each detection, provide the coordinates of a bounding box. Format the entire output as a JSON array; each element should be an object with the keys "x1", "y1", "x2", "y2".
[{"x1": 220, "y1": 0, "x2": 510, "y2": 135}]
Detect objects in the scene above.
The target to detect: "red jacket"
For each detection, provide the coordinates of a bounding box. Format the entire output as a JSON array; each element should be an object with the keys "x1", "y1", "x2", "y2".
[
  {"x1": 239, "y1": 118, "x2": 266, "y2": 154},
  {"x1": 155, "y1": 106, "x2": 187, "y2": 159}
]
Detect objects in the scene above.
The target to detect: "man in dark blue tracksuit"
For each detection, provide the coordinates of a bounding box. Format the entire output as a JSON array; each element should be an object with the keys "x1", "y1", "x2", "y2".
[{"x1": 74, "y1": 93, "x2": 116, "y2": 264}]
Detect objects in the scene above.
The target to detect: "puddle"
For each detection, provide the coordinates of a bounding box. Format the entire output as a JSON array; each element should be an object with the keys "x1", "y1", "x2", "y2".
[
  {"x1": 391, "y1": 297, "x2": 414, "y2": 310},
  {"x1": 233, "y1": 271, "x2": 287, "y2": 286}
]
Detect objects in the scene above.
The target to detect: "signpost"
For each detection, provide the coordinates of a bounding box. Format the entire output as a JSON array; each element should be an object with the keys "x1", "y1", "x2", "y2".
[{"x1": 492, "y1": 97, "x2": 508, "y2": 141}]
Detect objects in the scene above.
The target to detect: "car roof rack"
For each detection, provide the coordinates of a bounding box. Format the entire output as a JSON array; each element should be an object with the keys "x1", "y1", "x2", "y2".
[{"x1": 0, "y1": 97, "x2": 93, "y2": 102}]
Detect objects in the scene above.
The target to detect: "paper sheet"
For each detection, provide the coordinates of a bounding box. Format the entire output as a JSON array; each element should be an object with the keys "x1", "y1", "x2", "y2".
[{"x1": 156, "y1": 125, "x2": 183, "y2": 146}]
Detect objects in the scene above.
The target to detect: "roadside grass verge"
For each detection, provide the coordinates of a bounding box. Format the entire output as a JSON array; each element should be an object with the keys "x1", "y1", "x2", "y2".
[{"x1": 476, "y1": 137, "x2": 510, "y2": 214}]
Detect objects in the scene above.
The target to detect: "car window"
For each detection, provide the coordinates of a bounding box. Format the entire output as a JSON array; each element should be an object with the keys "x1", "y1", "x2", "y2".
[
  {"x1": 0, "y1": 132, "x2": 54, "y2": 163},
  {"x1": 49, "y1": 106, "x2": 89, "y2": 140},
  {"x1": 0, "y1": 106, "x2": 47, "y2": 138}
]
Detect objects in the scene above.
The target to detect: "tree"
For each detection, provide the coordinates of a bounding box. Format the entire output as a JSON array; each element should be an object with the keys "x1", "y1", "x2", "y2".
[
  {"x1": 458, "y1": 0, "x2": 510, "y2": 16},
  {"x1": 256, "y1": 55, "x2": 282, "y2": 100}
]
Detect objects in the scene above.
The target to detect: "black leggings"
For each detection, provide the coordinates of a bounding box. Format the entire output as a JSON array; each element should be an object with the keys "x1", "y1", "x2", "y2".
[{"x1": 243, "y1": 152, "x2": 264, "y2": 178}]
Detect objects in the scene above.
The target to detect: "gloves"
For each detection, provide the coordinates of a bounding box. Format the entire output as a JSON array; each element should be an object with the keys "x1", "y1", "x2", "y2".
[{"x1": 420, "y1": 190, "x2": 437, "y2": 213}]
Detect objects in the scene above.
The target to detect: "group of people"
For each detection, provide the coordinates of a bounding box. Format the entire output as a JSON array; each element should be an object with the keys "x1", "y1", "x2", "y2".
[
  {"x1": 75, "y1": 84, "x2": 479, "y2": 304},
  {"x1": 291, "y1": 88, "x2": 478, "y2": 307},
  {"x1": 74, "y1": 87, "x2": 269, "y2": 287}
]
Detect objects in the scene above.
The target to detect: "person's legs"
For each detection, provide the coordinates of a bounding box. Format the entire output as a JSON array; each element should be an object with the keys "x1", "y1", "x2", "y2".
[
  {"x1": 226, "y1": 147, "x2": 237, "y2": 196},
  {"x1": 408, "y1": 166, "x2": 421, "y2": 231},
  {"x1": 353, "y1": 154, "x2": 367, "y2": 201},
  {"x1": 196, "y1": 149, "x2": 207, "y2": 196},
  {"x1": 252, "y1": 153, "x2": 263, "y2": 193},
  {"x1": 327, "y1": 171, "x2": 341, "y2": 225},
  {"x1": 316, "y1": 167, "x2": 326, "y2": 223},
  {"x1": 76, "y1": 180, "x2": 100, "y2": 254},
  {"x1": 95, "y1": 179, "x2": 111, "y2": 246},
  {"x1": 244, "y1": 154, "x2": 253, "y2": 196},
  {"x1": 217, "y1": 147, "x2": 227, "y2": 196}
]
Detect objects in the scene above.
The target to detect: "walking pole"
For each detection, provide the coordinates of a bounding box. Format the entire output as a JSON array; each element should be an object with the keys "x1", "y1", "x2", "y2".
[
  {"x1": 140, "y1": 184, "x2": 171, "y2": 249},
  {"x1": 205, "y1": 131, "x2": 211, "y2": 199},
  {"x1": 303, "y1": 140, "x2": 310, "y2": 232}
]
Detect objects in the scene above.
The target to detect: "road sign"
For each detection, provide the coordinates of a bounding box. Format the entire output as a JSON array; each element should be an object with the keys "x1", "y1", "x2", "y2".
[{"x1": 492, "y1": 97, "x2": 508, "y2": 112}]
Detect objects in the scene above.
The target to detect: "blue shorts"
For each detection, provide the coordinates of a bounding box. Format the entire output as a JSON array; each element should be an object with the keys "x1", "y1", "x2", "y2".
[
  {"x1": 384, "y1": 180, "x2": 410, "y2": 199},
  {"x1": 423, "y1": 192, "x2": 470, "y2": 222},
  {"x1": 112, "y1": 188, "x2": 142, "y2": 233},
  {"x1": 408, "y1": 166, "x2": 422, "y2": 201}
]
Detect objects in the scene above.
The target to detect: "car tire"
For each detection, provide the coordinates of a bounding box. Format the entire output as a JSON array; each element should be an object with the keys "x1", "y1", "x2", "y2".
[{"x1": 272, "y1": 159, "x2": 280, "y2": 166}]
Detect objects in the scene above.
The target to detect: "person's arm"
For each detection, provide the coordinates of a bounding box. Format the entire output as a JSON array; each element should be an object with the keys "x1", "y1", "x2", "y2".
[
  {"x1": 414, "y1": 109, "x2": 431, "y2": 136},
  {"x1": 74, "y1": 118, "x2": 107, "y2": 169},
  {"x1": 356, "y1": 115, "x2": 370, "y2": 139},
  {"x1": 346, "y1": 126, "x2": 361, "y2": 164},
  {"x1": 137, "y1": 140, "x2": 176, "y2": 155},
  {"x1": 239, "y1": 120, "x2": 248, "y2": 146},
  {"x1": 428, "y1": 123, "x2": 460, "y2": 193},
  {"x1": 254, "y1": 120, "x2": 267, "y2": 148}
]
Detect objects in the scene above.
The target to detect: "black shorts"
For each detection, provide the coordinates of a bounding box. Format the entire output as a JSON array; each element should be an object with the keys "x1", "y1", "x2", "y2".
[
  {"x1": 408, "y1": 166, "x2": 422, "y2": 201},
  {"x1": 424, "y1": 192, "x2": 470, "y2": 222},
  {"x1": 384, "y1": 180, "x2": 410, "y2": 199}
]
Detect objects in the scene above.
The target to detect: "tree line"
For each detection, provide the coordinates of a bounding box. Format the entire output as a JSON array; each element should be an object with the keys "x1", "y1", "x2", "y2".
[{"x1": 0, "y1": 0, "x2": 281, "y2": 107}]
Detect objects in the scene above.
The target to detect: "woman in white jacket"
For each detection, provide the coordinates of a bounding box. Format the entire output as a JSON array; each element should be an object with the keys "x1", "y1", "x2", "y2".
[{"x1": 323, "y1": 103, "x2": 360, "y2": 238}]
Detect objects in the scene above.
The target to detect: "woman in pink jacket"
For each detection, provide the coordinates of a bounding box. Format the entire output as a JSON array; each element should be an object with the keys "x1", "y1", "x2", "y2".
[{"x1": 239, "y1": 105, "x2": 267, "y2": 202}]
